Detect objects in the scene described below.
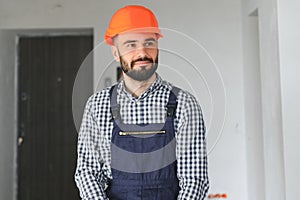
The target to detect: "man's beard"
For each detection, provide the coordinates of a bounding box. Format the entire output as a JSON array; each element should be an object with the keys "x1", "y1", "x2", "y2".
[{"x1": 119, "y1": 51, "x2": 158, "y2": 81}]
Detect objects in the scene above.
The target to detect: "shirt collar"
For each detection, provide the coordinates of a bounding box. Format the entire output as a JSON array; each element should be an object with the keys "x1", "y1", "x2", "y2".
[{"x1": 118, "y1": 73, "x2": 163, "y2": 101}]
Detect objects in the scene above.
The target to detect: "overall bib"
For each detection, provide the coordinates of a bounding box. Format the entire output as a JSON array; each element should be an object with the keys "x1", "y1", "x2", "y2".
[{"x1": 107, "y1": 86, "x2": 180, "y2": 200}]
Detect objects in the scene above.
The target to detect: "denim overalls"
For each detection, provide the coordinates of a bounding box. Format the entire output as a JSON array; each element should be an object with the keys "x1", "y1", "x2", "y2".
[{"x1": 107, "y1": 85, "x2": 180, "y2": 200}]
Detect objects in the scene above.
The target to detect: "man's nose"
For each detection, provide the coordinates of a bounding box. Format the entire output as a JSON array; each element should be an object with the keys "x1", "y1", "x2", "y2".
[{"x1": 135, "y1": 46, "x2": 148, "y2": 58}]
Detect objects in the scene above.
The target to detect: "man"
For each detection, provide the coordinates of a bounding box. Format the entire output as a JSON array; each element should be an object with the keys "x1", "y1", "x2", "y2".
[{"x1": 75, "y1": 5, "x2": 209, "y2": 200}]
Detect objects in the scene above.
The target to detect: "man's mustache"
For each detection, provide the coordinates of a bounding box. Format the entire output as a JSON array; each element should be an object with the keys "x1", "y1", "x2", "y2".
[{"x1": 130, "y1": 57, "x2": 154, "y2": 68}]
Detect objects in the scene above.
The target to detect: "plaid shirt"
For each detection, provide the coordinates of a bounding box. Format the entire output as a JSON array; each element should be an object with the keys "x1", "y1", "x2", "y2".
[{"x1": 75, "y1": 74, "x2": 209, "y2": 200}]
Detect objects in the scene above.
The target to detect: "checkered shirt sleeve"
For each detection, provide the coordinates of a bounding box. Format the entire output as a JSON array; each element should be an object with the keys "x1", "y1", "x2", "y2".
[
  {"x1": 175, "y1": 92, "x2": 209, "y2": 199},
  {"x1": 74, "y1": 75, "x2": 209, "y2": 199}
]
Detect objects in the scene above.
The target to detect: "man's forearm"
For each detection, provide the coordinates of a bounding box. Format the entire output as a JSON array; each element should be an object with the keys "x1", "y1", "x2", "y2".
[{"x1": 75, "y1": 169, "x2": 108, "y2": 200}]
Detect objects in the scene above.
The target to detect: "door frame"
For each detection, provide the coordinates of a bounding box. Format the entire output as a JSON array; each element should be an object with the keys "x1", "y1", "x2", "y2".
[{"x1": 14, "y1": 28, "x2": 93, "y2": 200}]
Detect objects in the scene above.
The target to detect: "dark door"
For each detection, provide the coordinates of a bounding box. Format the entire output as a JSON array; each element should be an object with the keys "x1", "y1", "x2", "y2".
[{"x1": 17, "y1": 35, "x2": 93, "y2": 200}]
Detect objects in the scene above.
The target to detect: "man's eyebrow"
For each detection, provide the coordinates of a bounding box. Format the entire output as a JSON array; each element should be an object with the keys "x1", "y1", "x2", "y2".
[
  {"x1": 145, "y1": 38, "x2": 157, "y2": 42},
  {"x1": 123, "y1": 40, "x2": 137, "y2": 45},
  {"x1": 122, "y1": 38, "x2": 157, "y2": 45}
]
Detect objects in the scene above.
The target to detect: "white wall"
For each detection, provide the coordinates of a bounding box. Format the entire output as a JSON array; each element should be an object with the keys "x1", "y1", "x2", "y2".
[
  {"x1": 242, "y1": 0, "x2": 290, "y2": 199},
  {"x1": 0, "y1": 0, "x2": 247, "y2": 199},
  {"x1": 277, "y1": 1, "x2": 300, "y2": 199},
  {"x1": 241, "y1": 8, "x2": 266, "y2": 200}
]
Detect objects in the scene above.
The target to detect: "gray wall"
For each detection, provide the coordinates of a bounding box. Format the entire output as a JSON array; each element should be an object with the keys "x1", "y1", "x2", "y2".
[
  {"x1": 278, "y1": 0, "x2": 300, "y2": 199},
  {"x1": 0, "y1": 30, "x2": 17, "y2": 200}
]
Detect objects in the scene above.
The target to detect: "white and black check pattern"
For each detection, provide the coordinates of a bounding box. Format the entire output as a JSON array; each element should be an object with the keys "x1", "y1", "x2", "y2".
[{"x1": 75, "y1": 74, "x2": 209, "y2": 200}]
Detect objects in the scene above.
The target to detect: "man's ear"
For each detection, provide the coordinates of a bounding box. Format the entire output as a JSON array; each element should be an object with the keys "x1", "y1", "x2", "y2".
[{"x1": 111, "y1": 46, "x2": 120, "y2": 62}]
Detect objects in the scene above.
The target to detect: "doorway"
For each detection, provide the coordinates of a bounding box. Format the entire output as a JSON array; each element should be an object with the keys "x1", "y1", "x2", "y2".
[{"x1": 17, "y1": 33, "x2": 93, "y2": 200}]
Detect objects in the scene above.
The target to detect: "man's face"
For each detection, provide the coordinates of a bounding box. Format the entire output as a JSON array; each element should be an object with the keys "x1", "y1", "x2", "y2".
[{"x1": 112, "y1": 32, "x2": 159, "y2": 81}]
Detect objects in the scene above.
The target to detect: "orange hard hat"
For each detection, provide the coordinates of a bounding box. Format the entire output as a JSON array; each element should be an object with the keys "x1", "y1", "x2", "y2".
[{"x1": 104, "y1": 5, "x2": 163, "y2": 45}]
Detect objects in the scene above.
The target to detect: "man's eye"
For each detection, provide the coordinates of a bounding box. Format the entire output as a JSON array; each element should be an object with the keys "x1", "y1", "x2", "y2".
[
  {"x1": 144, "y1": 41, "x2": 155, "y2": 47},
  {"x1": 126, "y1": 43, "x2": 136, "y2": 48}
]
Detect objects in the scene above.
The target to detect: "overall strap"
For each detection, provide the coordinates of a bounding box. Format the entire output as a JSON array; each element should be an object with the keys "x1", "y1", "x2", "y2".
[
  {"x1": 166, "y1": 86, "x2": 180, "y2": 118},
  {"x1": 109, "y1": 85, "x2": 120, "y2": 120}
]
